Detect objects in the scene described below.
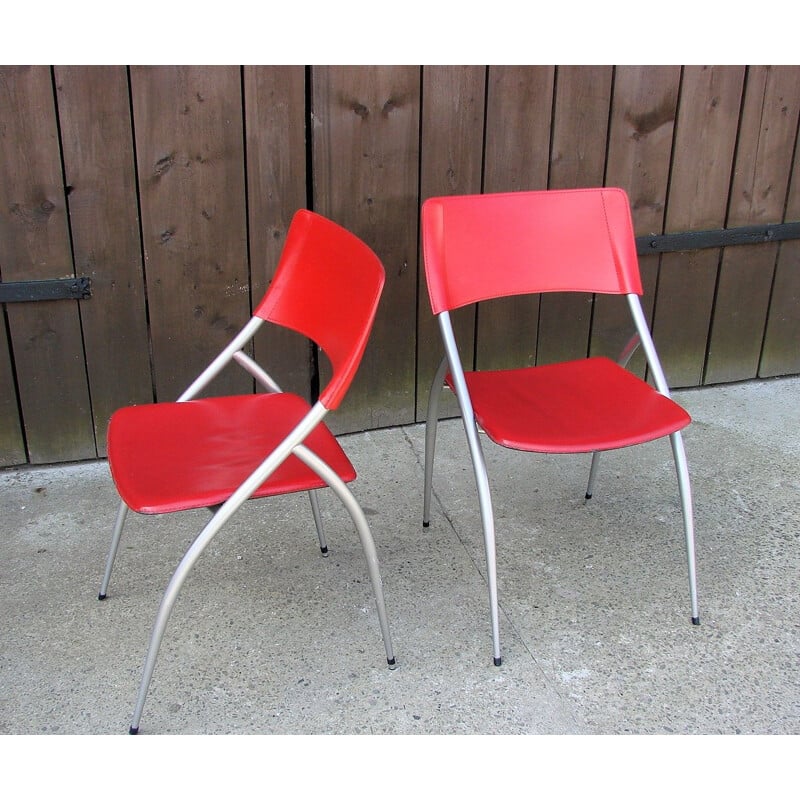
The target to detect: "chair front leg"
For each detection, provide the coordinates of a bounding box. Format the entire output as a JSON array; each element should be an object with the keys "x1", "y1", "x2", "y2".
[
  {"x1": 128, "y1": 504, "x2": 238, "y2": 734},
  {"x1": 461, "y1": 416, "x2": 503, "y2": 666},
  {"x1": 669, "y1": 431, "x2": 700, "y2": 625},
  {"x1": 437, "y1": 312, "x2": 503, "y2": 666}
]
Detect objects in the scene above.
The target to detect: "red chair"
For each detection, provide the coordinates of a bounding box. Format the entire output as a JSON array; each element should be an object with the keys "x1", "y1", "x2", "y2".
[
  {"x1": 99, "y1": 209, "x2": 396, "y2": 733},
  {"x1": 421, "y1": 188, "x2": 699, "y2": 666}
]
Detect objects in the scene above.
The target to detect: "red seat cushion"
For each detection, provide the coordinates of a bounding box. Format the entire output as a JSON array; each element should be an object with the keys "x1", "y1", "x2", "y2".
[
  {"x1": 450, "y1": 357, "x2": 690, "y2": 453},
  {"x1": 107, "y1": 393, "x2": 355, "y2": 514}
]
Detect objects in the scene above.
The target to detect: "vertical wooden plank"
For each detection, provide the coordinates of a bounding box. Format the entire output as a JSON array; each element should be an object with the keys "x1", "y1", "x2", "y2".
[
  {"x1": 652, "y1": 65, "x2": 745, "y2": 387},
  {"x1": 549, "y1": 65, "x2": 613, "y2": 187},
  {"x1": 0, "y1": 318, "x2": 25, "y2": 466},
  {"x1": 478, "y1": 65, "x2": 555, "y2": 371},
  {"x1": 130, "y1": 66, "x2": 250, "y2": 402},
  {"x1": 705, "y1": 66, "x2": 800, "y2": 384},
  {"x1": 760, "y1": 116, "x2": 800, "y2": 377},
  {"x1": 0, "y1": 66, "x2": 95, "y2": 463},
  {"x1": 416, "y1": 65, "x2": 486, "y2": 421},
  {"x1": 595, "y1": 65, "x2": 681, "y2": 377},
  {"x1": 54, "y1": 66, "x2": 152, "y2": 457},
  {"x1": 538, "y1": 65, "x2": 613, "y2": 366},
  {"x1": 244, "y1": 66, "x2": 310, "y2": 398},
  {"x1": 311, "y1": 66, "x2": 420, "y2": 432}
]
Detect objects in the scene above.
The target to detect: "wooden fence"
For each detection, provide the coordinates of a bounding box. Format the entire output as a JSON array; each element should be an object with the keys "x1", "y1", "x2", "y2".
[{"x1": 1, "y1": 65, "x2": 799, "y2": 467}]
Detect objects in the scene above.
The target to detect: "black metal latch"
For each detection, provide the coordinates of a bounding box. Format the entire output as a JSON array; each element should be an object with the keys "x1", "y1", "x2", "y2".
[{"x1": 0, "y1": 277, "x2": 92, "y2": 303}]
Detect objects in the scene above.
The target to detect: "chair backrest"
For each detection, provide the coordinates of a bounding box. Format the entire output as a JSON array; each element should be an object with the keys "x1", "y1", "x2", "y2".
[
  {"x1": 422, "y1": 188, "x2": 643, "y2": 314},
  {"x1": 254, "y1": 210, "x2": 385, "y2": 409}
]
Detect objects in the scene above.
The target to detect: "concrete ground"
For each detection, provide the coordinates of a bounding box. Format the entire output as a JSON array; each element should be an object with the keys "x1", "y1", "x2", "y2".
[{"x1": 1, "y1": 376, "x2": 798, "y2": 739}]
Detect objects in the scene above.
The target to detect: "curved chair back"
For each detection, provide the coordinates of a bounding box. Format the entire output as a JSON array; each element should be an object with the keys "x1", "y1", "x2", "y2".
[
  {"x1": 422, "y1": 187, "x2": 642, "y2": 314},
  {"x1": 255, "y1": 210, "x2": 385, "y2": 409}
]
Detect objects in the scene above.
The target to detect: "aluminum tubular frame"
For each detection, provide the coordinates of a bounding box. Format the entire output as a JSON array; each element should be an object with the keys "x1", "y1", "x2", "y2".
[
  {"x1": 587, "y1": 296, "x2": 699, "y2": 625},
  {"x1": 293, "y1": 442, "x2": 396, "y2": 665},
  {"x1": 425, "y1": 310, "x2": 503, "y2": 667},
  {"x1": 231, "y1": 347, "x2": 328, "y2": 554},
  {"x1": 99, "y1": 316, "x2": 396, "y2": 733},
  {"x1": 121, "y1": 400, "x2": 395, "y2": 734},
  {"x1": 626, "y1": 293, "x2": 700, "y2": 627},
  {"x1": 424, "y1": 298, "x2": 700, "y2": 668}
]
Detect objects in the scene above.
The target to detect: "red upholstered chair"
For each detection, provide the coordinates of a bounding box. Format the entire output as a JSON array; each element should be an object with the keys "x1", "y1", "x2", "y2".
[
  {"x1": 421, "y1": 188, "x2": 699, "y2": 666},
  {"x1": 99, "y1": 209, "x2": 395, "y2": 733}
]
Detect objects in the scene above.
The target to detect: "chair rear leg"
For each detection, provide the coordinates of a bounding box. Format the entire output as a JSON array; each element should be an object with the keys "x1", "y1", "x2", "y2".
[
  {"x1": 424, "y1": 357, "x2": 449, "y2": 528},
  {"x1": 308, "y1": 490, "x2": 329, "y2": 556},
  {"x1": 99, "y1": 500, "x2": 129, "y2": 600},
  {"x1": 423, "y1": 418, "x2": 438, "y2": 528},
  {"x1": 669, "y1": 431, "x2": 700, "y2": 625},
  {"x1": 585, "y1": 451, "x2": 601, "y2": 500}
]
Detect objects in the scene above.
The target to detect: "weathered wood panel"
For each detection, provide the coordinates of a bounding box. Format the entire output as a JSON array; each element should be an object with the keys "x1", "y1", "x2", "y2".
[
  {"x1": 760, "y1": 119, "x2": 800, "y2": 377},
  {"x1": 130, "y1": 66, "x2": 251, "y2": 402},
  {"x1": 538, "y1": 65, "x2": 613, "y2": 366},
  {"x1": 0, "y1": 66, "x2": 95, "y2": 463},
  {"x1": 0, "y1": 326, "x2": 25, "y2": 466},
  {"x1": 54, "y1": 66, "x2": 152, "y2": 457},
  {"x1": 244, "y1": 66, "x2": 311, "y2": 398},
  {"x1": 1, "y1": 64, "x2": 799, "y2": 467},
  {"x1": 653, "y1": 66, "x2": 746, "y2": 387},
  {"x1": 477, "y1": 65, "x2": 555, "y2": 371},
  {"x1": 416, "y1": 65, "x2": 486, "y2": 421},
  {"x1": 705, "y1": 66, "x2": 800, "y2": 383},
  {"x1": 311, "y1": 66, "x2": 420, "y2": 432},
  {"x1": 594, "y1": 66, "x2": 681, "y2": 377}
]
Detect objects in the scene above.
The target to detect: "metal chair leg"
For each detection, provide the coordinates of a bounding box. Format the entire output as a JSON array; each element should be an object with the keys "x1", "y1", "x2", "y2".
[
  {"x1": 670, "y1": 431, "x2": 700, "y2": 625},
  {"x1": 585, "y1": 451, "x2": 601, "y2": 500},
  {"x1": 423, "y1": 356, "x2": 449, "y2": 528},
  {"x1": 99, "y1": 501, "x2": 128, "y2": 600},
  {"x1": 129, "y1": 506, "x2": 233, "y2": 734},
  {"x1": 308, "y1": 490, "x2": 329, "y2": 556},
  {"x1": 460, "y1": 418, "x2": 502, "y2": 666},
  {"x1": 129, "y1": 468, "x2": 396, "y2": 735},
  {"x1": 294, "y1": 445, "x2": 396, "y2": 669},
  {"x1": 435, "y1": 314, "x2": 502, "y2": 666},
  {"x1": 426, "y1": 391, "x2": 504, "y2": 664}
]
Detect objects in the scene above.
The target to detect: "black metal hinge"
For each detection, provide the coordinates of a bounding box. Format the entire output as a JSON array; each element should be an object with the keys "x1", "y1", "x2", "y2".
[
  {"x1": 636, "y1": 221, "x2": 800, "y2": 255},
  {"x1": 0, "y1": 277, "x2": 92, "y2": 303}
]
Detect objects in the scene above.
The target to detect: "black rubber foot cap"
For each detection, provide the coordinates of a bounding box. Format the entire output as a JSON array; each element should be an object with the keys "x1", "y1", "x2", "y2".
[
  {"x1": 387, "y1": 657, "x2": 397, "y2": 670},
  {"x1": 98, "y1": 593, "x2": 107, "y2": 601},
  {"x1": 692, "y1": 616, "x2": 700, "y2": 626},
  {"x1": 129, "y1": 726, "x2": 139, "y2": 735},
  {"x1": 585, "y1": 492, "x2": 592, "y2": 500},
  {"x1": 423, "y1": 520, "x2": 430, "y2": 528},
  {"x1": 320, "y1": 546, "x2": 329, "y2": 557},
  {"x1": 493, "y1": 656, "x2": 502, "y2": 667}
]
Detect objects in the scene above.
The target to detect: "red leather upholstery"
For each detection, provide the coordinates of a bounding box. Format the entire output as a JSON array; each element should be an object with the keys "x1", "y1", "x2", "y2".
[
  {"x1": 452, "y1": 357, "x2": 690, "y2": 454},
  {"x1": 423, "y1": 188, "x2": 642, "y2": 315},
  {"x1": 108, "y1": 393, "x2": 356, "y2": 514}
]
